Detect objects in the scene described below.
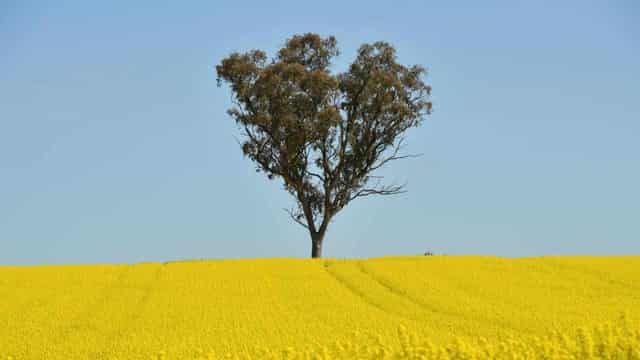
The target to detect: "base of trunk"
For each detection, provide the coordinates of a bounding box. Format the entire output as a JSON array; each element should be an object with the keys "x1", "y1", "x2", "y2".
[{"x1": 311, "y1": 237, "x2": 323, "y2": 258}]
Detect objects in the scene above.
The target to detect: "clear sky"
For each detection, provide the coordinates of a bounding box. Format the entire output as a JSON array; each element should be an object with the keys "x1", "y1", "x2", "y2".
[{"x1": 1, "y1": 0, "x2": 638, "y2": 265}]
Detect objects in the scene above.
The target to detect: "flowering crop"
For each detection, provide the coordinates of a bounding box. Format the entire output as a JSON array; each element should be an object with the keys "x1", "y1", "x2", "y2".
[{"x1": 0, "y1": 256, "x2": 638, "y2": 359}]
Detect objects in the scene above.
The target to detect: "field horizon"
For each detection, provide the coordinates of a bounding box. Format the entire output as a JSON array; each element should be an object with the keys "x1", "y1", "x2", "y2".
[{"x1": 4, "y1": 254, "x2": 640, "y2": 267}]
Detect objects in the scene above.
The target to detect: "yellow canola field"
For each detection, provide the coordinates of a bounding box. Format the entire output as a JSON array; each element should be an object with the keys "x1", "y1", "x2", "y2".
[{"x1": 1, "y1": 256, "x2": 639, "y2": 359}]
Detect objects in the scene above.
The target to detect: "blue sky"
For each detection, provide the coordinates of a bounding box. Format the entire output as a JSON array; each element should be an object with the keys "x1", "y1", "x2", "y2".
[{"x1": 1, "y1": 1, "x2": 638, "y2": 265}]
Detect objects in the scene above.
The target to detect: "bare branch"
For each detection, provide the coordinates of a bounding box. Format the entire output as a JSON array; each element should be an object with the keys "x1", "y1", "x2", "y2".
[
  {"x1": 369, "y1": 152, "x2": 423, "y2": 172},
  {"x1": 369, "y1": 136, "x2": 423, "y2": 172},
  {"x1": 283, "y1": 207, "x2": 308, "y2": 230},
  {"x1": 348, "y1": 179, "x2": 409, "y2": 202}
]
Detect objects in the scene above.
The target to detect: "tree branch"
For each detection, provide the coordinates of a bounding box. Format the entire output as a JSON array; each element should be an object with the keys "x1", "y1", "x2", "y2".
[
  {"x1": 306, "y1": 170, "x2": 325, "y2": 182},
  {"x1": 283, "y1": 207, "x2": 308, "y2": 230},
  {"x1": 368, "y1": 136, "x2": 423, "y2": 172},
  {"x1": 348, "y1": 179, "x2": 409, "y2": 202}
]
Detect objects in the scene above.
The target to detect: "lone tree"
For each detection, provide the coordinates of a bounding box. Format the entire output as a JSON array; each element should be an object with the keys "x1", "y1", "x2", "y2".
[{"x1": 216, "y1": 33, "x2": 432, "y2": 258}]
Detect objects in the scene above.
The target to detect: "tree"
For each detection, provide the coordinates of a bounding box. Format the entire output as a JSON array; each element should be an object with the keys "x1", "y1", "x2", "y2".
[{"x1": 215, "y1": 33, "x2": 432, "y2": 258}]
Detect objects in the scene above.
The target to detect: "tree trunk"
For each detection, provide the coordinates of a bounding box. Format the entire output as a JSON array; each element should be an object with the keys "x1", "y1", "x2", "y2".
[{"x1": 310, "y1": 231, "x2": 324, "y2": 258}]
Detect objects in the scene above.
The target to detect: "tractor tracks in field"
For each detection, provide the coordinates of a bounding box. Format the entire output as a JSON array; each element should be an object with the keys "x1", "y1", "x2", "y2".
[
  {"x1": 323, "y1": 260, "x2": 525, "y2": 336},
  {"x1": 2, "y1": 266, "x2": 135, "y2": 359},
  {"x1": 355, "y1": 261, "x2": 472, "y2": 322},
  {"x1": 44, "y1": 262, "x2": 166, "y2": 358},
  {"x1": 363, "y1": 262, "x2": 535, "y2": 333},
  {"x1": 8, "y1": 265, "x2": 131, "y2": 330},
  {"x1": 50, "y1": 265, "x2": 134, "y2": 348},
  {"x1": 322, "y1": 260, "x2": 464, "y2": 323},
  {"x1": 98, "y1": 263, "x2": 166, "y2": 353},
  {"x1": 130, "y1": 262, "x2": 165, "y2": 322},
  {"x1": 85, "y1": 263, "x2": 166, "y2": 359},
  {"x1": 322, "y1": 260, "x2": 416, "y2": 321},
  {"x1": 354, "y1": 261, "x2": 453, "y2": 317}
]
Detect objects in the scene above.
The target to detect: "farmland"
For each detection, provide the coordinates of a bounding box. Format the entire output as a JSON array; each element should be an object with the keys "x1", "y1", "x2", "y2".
[{"x1": 1, "y1": 256, "x2": 639, "y2": 359}]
